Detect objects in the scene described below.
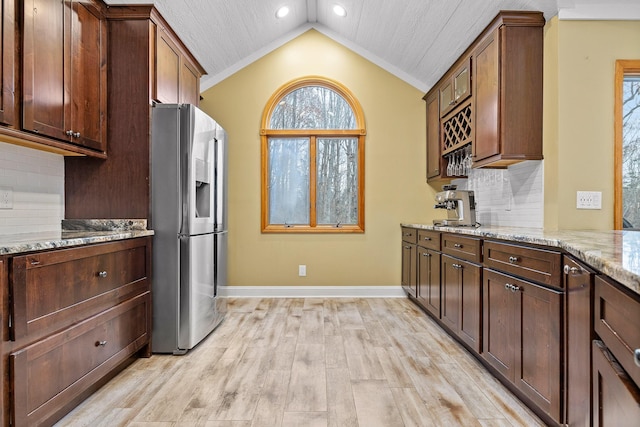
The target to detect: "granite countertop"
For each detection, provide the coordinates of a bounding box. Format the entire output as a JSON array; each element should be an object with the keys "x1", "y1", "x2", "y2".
[
  {"x1": 0, "y1": 219, "x2": 154, "y2": 255},
  {"x1": 401, "y1": 223, "x2": 640, "y2": 296}
]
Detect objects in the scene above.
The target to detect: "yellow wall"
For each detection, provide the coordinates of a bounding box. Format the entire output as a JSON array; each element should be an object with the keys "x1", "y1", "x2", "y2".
[
  {"x1": 200, "y1": 30, "x2": 431, "y2": 287},
  {"x1": 549, "y1": 18, "x2": 640, "y2": 230}
]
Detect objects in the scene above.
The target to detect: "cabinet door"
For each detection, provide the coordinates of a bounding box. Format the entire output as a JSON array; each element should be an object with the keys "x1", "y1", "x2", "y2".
[
  {"x1": 517, "y1": 279, "x2": 562, "y2": 423},
  {"x1": 23, "y1": 0, "x2": 67, "y2": 140},
  {"x1": 441, "y1": 254, "x2": 460, "y2": 332},
  {"x1": 0, "y1": 0, "x2": 16, "y2": 126},
  {"x1": 592, "y1": 340, "x2": 640, "y2": 427},
  {"x1": 155, "y1": 26, "x2": 180, "y2": 103},
  {"x1": 483, "y1": 269, "x2": 517, "y2": 381},
  {"x1": 564, "y1": 257, "x2": 594, "y2": 427},
  {"x1": 425, "y1": 91, "x2": 442, "y2": 180},
  {"x1": 458, "y1": 259, "x2": 481, "y2": 353},
  {"x1": 11, "y1": 292, "x2": 151, "y2": 427},
  {"x1": 417, "y1": 247, "x2": 440, "y2": 318},
  {"x1": 69, "y1": 0, "x2": 106, "y2": 151},
  {"x1": 472, "y1": 28, "x2": 499, "y2": 164},
  {"x1": 453, "y1": 60, "x2": 471, "y2": 104},
  {"x1": 180, "y1": 60, "x2": 200, "y2": 105},
  {"x1": 401, "y1": 242, "x2": 416, "y2": 297}
]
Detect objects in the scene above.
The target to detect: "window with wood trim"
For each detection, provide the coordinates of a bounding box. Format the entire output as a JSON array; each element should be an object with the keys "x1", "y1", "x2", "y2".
[
  {"x1": 615, "y1": 60, "x2": 640, "y2": 230},
  {"x1": 260, "y1": 77, "x2": 366, "y2": 233}
]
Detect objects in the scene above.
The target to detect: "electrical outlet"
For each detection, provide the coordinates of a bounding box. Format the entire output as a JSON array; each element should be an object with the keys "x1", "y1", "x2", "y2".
[
  {"x1": 0, "y1": 187, "x2": 13, "y2": 209},
  {"x1": 298, "y1": 265, "x2": 306, "y2": 277},
  {"x1": 576, "y1": 191, "x2": 602, "y2": 210}
]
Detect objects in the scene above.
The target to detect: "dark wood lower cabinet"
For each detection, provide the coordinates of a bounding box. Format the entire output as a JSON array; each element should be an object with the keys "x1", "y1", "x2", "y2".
[
  {"x1": 10, "y1": 293, "x2": 150, "y2": 426},
  {"x1": 2, "y1": 237, "x2": 152, "y2": 427},
  {"x1": 483, "y1": 268, "x2": 563, "y2": 424},
  {"x1": 401, "y1": 242, "x2": 417, "y2": 297},
  {"x1": 564, "y1": 257, "x2": 594, "y2": 427},
  {"x1": 592, "y1": 340, "x2": 640, "y2": 427},
  {"x1": 417, "y1": 247, "x2": 441, "y2": 318},
  {"x1": 441, "y1": 254, "x2": 481, "y2": 353}
]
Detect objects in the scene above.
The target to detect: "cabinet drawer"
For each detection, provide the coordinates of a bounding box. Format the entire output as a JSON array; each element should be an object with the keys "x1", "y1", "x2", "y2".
[
  {"x1": 10, "y1": 291, "x2": 150, "y2": 427},
  {"x1": 401, "y1": 227, "x2": 417, "y2": 244},
  {"x1": 417, "y1": 229, "x2": 440, "y2": 250},
  {"x1": 442, "y1": 233, "x2": 481, "y2": 263},
  {"x1": 484, "y1": 240, "x2": 561, "y2": 288},
  {"x1": 11, "y1": 238, "x2": 150, "y2": 341},
  {"x1": 594, "y1": 276, "x2": 640, "y2": 387},
  {"x1": 592, "y1": 340, "x2": 640, "y2": 427}
]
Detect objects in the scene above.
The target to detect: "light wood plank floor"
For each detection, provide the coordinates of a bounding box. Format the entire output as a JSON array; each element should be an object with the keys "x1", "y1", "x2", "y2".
[{"x1": 56, "y1": 298, "x2": 545, "y2": 427}]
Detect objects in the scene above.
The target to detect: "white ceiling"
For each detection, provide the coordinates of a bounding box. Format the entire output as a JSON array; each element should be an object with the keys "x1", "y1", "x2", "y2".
[{"x1": 103, "y1": 0, "x2": 640, "y2": 93}]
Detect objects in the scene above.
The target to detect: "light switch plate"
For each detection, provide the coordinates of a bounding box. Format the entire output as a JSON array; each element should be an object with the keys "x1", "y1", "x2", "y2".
[{"x1": 576, "y1": 191, "x2": 602, "y2": 209}]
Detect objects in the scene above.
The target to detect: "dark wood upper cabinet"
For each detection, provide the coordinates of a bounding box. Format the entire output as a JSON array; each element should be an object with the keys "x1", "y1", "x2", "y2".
[
  {"x1": 425, "y1": 91, "x2": 443, "y2": 180},
  {"x1": 23, "y1": 0, "x2": 107, "y2": 153},
  {"x1": 0, "y1": 0, "x2": 17, "y2": 127},
  {"x1": 472, "y1": 13, "x2": 544, "y2": 168},
  {"x1": 439, "y1": 58, "x2": 471, "y2": 118},
  {"x1": 153, "y1": 21, "x2": 203, "y2": 106},
  {"x1": 65, "y1": 6, "x2": 206, "y2": 220}
]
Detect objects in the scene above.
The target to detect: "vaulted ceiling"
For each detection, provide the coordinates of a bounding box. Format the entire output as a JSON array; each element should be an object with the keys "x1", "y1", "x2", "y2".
[{"x1": 103, "y1": 0, "x2": 640, "y2": 93}]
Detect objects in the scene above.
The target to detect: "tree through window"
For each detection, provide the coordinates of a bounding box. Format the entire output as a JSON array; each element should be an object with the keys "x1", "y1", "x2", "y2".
[
  {"x1": 615, "y1": 61, "x2": 640, "y2": 230},
  {"x1": 260, "y1": 77, "x2": 366, "y2": 233}
]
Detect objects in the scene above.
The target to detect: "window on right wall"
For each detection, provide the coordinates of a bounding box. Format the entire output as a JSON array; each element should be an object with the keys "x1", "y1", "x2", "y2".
[{"x1": 615, "y1": 60, "x2": 640, "y2": 230}]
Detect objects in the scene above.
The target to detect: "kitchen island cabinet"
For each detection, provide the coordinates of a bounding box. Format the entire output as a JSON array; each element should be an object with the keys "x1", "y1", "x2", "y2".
[
  {"x1": 22, "y1": 0, "x2": 107, "y2": 153},
  {"x1": 593, "y1": 275, "x2": 640, "y2": 427},
  {"x1": 1, "y1": 236, "x2": 152, "y2": 427}
]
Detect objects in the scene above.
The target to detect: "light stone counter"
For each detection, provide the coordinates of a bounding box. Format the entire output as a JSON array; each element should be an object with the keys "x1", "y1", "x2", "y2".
[
  {"x1": 401, "y1": 224, "x2": 640, "y2": 296},
  {"x1": 0, "y1": 219, "x2": 154, "y2": 255}
]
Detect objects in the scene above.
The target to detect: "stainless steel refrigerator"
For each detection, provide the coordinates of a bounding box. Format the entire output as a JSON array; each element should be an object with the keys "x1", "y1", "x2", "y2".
[{"x1": 150, "y1": 103, "x2": 227, "y2": 354}]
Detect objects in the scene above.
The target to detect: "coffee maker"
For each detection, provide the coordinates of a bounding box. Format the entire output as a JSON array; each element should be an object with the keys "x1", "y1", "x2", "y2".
[{"x1": 433, "y1": 185, "x2": 477, "y2": 227}]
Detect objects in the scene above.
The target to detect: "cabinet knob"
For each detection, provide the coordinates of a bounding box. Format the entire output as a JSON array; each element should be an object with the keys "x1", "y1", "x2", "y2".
[
  {"x1": 98, "y1": 271, "x2": 108, "y2": 278},
  {"x1": 66, "y1": 130, "x2": 73, "y2": 136},
  {"x1": 73, "y1": 132, "x2": 81, "y2": 138},
  {"x1": 404, "y1": 245, "x2": 411, "y2": 250},
  {"x1": 95, "y1": 340, "x2": 107, "y2": 347},
  {"x1": 404, "y1": 233, "x2": 412, "y2": 236},
  {"x1": 504, "y1": 283, "x2": 521, "y2": 292},
  {"x1": 508, "y1": 256, "x2": 519, "y2": 264},
  {"x1": 452, "y1": 263, "x2": 462, "y2": 269},
  {"x1": 422, "y1": 253, "x2": 431, "y2": 257},
  {"x1": 563, "y1": 265, "x2": 581, "y2": 275},
  {"x1": 423, "y1": 237, "x2": 431, "y2": 241},
  {"x1": 634, "y1": 349, "x2": 640, "y2": 368},
  {"x1": 453, "y1": 243, "x2": 463, "y2": 249}
]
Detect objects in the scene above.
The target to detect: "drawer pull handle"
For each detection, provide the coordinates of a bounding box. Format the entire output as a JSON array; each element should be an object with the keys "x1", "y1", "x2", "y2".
[
  {"x1": 563, "y1": 265, "x2": 581, "y2": 274},
  {"x1": 422, "y1": 253, "x2": 431, "y2": 257},
  {"x1": 508, "y1": 256, "x2": 519, "y2": 264},
  {"x1": 504, "y1": 283, "x2": 521, "y2": 292},
  {"x1": 95, "y1": 340, "x2": 107, "y2": 347},
  {"x1": 423, "y1": 237, "x2": 431, "y2": 241},
  {"x1": 30, "y1": 260, "x2": 40, "y2": 266},
  {"x1": 404, "y1": 245, "x2": 412, "y2": 250},
  {"x1": 635, "y1": 349, "x2": 640, "y2": 368},
  {"x1": 453, "y1": 243, "x2": 463, "y2": 249},
  {"x1": 452, "y1": 263, "x2": 462, "y2": 269},
  {"x1": 404, "y1": 233, "x2": 412, "y2": 237},
  {"x1": 98, "y1": 271, "x2": 108, "y2": 278}
]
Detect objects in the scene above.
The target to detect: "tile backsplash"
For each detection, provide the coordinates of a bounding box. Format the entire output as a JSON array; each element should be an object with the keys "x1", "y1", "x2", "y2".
[
  {"x1": 452, "y1": 160, "x2": 544, "y2": 229},
  {"x1": 0, "y1": 142, "x2": 64, "y2": 236}
]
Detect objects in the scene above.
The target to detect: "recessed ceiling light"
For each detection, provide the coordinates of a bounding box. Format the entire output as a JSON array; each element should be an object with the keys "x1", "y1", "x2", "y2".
[
  {"x1": 276, "y1": 6, "x2": 290, "y2": 18},
  {"x1": 333, "y1": 4, "x2": 347, "y2": 17}
]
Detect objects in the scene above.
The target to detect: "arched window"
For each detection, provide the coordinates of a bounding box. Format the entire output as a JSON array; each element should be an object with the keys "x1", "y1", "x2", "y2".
[{"x1": 260, "y1": 76, "x2": 366, "y2": 233}]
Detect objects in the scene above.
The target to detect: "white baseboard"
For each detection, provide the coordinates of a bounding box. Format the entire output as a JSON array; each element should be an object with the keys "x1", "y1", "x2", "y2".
[{"x1": 218, "y1": 285, "x2": 406, "y2": 298}]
